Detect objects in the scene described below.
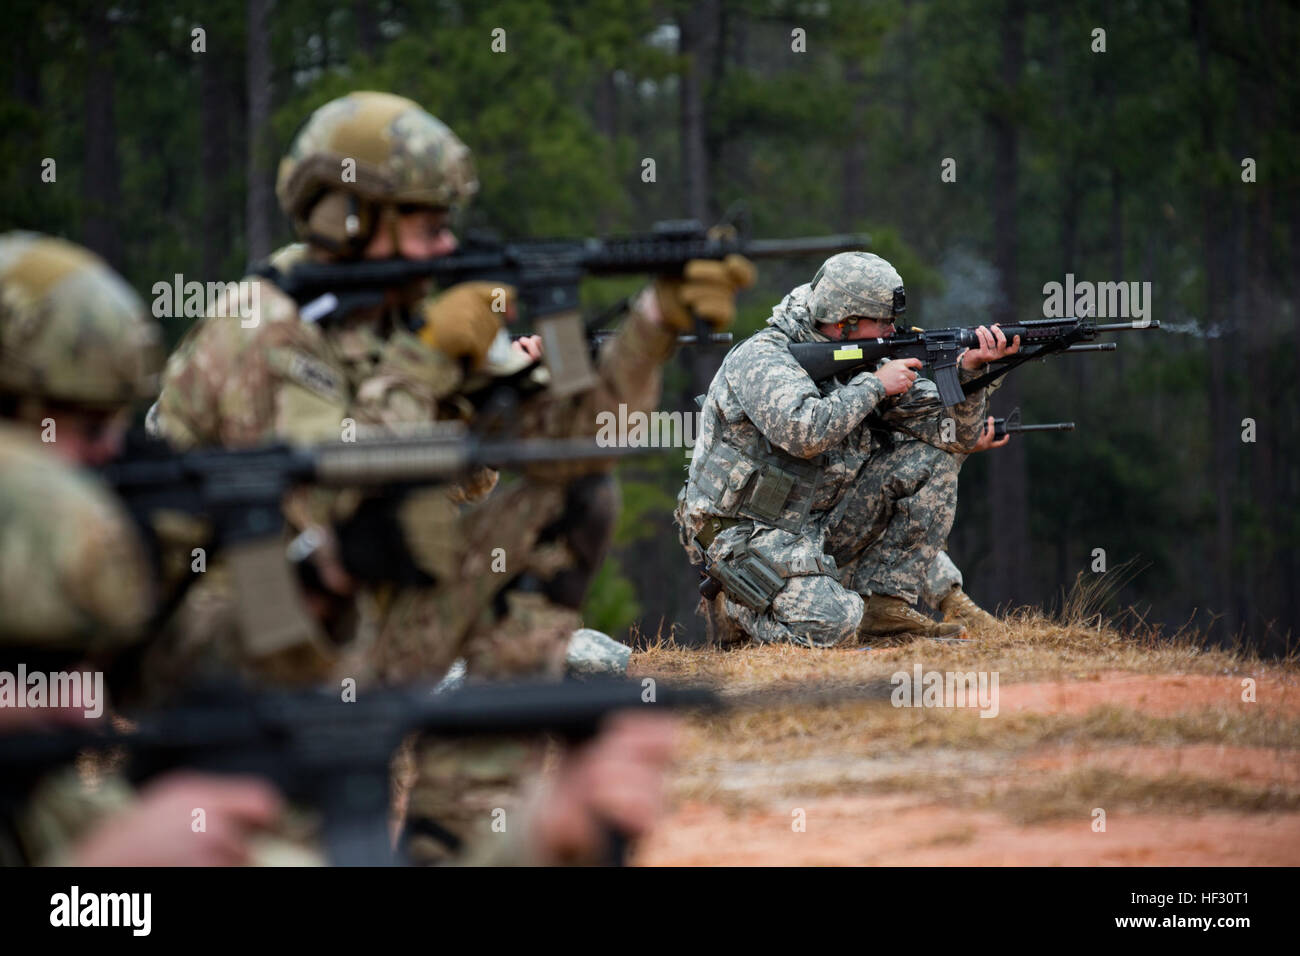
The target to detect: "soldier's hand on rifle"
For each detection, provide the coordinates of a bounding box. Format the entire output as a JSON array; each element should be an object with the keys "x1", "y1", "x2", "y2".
[
  {"x1": 512, "y1": 334, "x2": 543, "y2": 361},
  {"x1": 875, "y1": 357, "x2": 923, "y2": 396},
  {"x1": 419, "y1": 282, "x2": 518, "y2": 369},
  {"x1": 652, "y1": 255, "x2": 757, "y2": 332},
  {"x1": 530, "y1": 711, "x2": 676, "y2": 864},
  {"x1": 70, "y1": 772, "x2": 284, "y2": 866},
  {"x1": 971, "y1": 415, "x2": 1011, "y2": 452},
  {"x1": 960, "y1": 323, "x2": 1021, "y2": 370}
]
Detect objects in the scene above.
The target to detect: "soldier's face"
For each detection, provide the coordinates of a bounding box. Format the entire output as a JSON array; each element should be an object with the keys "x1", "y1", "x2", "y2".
[
  {"x1": 819, "y1": 317, "x2": 895, "y2": 340},
  {"x1": 363, "y1": 209, "x2": 457, "y2": 260},
  {"x1": 38, "y1": 405, "x2": 129, "y2": 467}
]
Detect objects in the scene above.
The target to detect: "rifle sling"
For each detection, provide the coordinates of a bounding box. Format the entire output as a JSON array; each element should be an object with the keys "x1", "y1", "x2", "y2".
[{"x1": 960, "y1": 341, "x2": 1070, "y2": 396}]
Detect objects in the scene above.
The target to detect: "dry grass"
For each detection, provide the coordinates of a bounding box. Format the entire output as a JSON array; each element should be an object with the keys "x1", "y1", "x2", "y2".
[{"x1": 630, "y1": 577, "x2": 1300, "y2": 822}]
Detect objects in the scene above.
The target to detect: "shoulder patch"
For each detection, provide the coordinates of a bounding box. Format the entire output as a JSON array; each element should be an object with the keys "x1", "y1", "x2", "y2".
[{"x1": 270, "y1": 348, "x2": 348, "y2": 403}]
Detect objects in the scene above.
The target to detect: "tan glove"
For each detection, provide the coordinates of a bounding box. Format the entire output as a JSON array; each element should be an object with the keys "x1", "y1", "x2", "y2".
[
  {"x1": 418, "y1": 282, "x2": 517, "y2": 369},
  {"x1": 654, "y1": 254, "x2": 757, "y2": 333}
]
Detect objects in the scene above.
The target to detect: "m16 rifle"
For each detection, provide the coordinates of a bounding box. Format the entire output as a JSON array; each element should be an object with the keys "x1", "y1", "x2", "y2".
[
  {"x1": 102, "y1": 424, "x2": 647, "y2": 648},
  {"x1": 0, "y1": 678, "x2": 712, "y2": 865},
  {"x1": 788, "y1": 317, "x2": 1159, "y2": 407},
  {"x1": 260, "y1": 219, "x2": 870, "y2": 396},
  {"x1": 0, "y1": 676, "x2": 894, "y2": 865},
  {"x1": 990, "y1": 409, "x2": 1075, "y2": 440}
]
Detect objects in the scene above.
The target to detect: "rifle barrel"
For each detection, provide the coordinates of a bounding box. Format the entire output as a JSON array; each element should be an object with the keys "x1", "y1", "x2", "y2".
[
  {"x1": 1009, "y1": 422, "x2": 1075, "y2": 433},
  {"x1": 588, "y1": 331, "x2": 733, "y2": 346},
  {"x1": 742, "y1": 234, "x2": 871, "y2": 257},
  {"x1": 1093, "y1": 321, "x2": 1160, "y2": 332}
]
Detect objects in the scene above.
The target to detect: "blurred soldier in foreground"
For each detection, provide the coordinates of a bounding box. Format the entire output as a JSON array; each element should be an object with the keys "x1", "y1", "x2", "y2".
[
  {"x1": 0, "y1": 231, "x2": 284, "y2": 864},
  {"x1": 677, "y1": 251, "x2": 1017, "y2": 648},
  {"x1": 0, "y1": 231, "x2": 675, "y2": 867},
  {"x1": 149, "y1": 92, "x2": 712, "y2": 863}
]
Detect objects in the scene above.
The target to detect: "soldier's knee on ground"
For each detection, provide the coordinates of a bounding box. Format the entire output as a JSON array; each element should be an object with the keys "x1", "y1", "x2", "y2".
[{"x1": 767, "y1": 573, "x2": 864, "y2": 648}]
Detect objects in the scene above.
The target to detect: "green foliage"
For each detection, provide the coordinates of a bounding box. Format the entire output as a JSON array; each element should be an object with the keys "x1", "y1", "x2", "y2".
[
  {"x1": 582, "y1": 555, "x2": 642, "y2": 636},
  {"x1": 3, "y1": 0, "x2": 1295, "y2": 647}
]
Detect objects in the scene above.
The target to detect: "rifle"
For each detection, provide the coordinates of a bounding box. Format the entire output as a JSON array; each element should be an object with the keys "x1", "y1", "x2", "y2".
[
  {"x1": 787, "y1": 317, "x2": 1160, "y2": 406},
  {"x1": 991, "y1": 408, "x2": 1075, "y2": 440},
  {"x1": 102, "y1": 424, "x2": 646, "y2": 650},
  {"x1": 0, "y1": 678, "x2": 716, "y2": 865},
  {"x1": 0, "y1": 676, "x2": 894, "y2": 865},
  {"x1": 261, "y1": 219, "x2": 869, "y2": 397},
  {"x1": 587, "y1": 331, "x2": 734, "y2": 348}
]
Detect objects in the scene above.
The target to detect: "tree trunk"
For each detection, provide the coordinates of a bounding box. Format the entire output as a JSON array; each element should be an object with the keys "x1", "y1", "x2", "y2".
[
  {"x1": 200, "y1": 41, "x2": 233, "y2": 278},
  {"x1": 841, "y1": 60, "x2": 867, "y2": 230},
  {"x1": 987, "y1": 0, "x2": 1028, "y2": 606},
  {"x1": 82, "y1": 11, "x2": 121, "y2": 268},
  {"x1": 1193, "y1": 0, "x2": 1237, "y2": 641},
  {"x1": 246, "y1": 0, "x2": 275, "y2": 263},
  {"x1": 353, "y1": 0, "x2": 379, "y2": 59},
  {"x1": 677, "y1": 4, "x2": 713, "y2": 223}
]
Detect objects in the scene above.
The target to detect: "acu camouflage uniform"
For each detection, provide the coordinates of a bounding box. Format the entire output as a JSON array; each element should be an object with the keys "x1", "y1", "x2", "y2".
[
  {"x1": 922, "y1": 549, "x2": 965, "y2": 609},
  {"x1": 676, "y1": 252, "x2": 991, "y2": 647}
]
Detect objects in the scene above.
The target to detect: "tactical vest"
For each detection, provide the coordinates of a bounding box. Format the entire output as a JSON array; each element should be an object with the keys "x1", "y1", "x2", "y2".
[{"x1": 691, "y1": 410, "x2": 824, "y2": 535}]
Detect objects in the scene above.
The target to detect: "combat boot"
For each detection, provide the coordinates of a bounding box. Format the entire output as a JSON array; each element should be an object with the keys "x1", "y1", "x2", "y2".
[
  {"x1": 938, "y1": 587, "x2": 999, "y2": 634},
  {"x1": 858, "y1": 594, "x2": 967, "y2": 642},
  {"x1": 698, "y1": 592, "x2": 744, "y2": 646}
]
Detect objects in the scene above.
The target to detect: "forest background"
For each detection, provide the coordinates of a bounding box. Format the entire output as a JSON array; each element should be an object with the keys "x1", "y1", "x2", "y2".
[{"x1": 4, "y1": 0, "x2": 1295, "y2": 653}]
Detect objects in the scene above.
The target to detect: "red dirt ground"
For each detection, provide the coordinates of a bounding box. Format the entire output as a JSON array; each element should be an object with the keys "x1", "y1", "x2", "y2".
[
  {"x1": 638, "y1": 672, "x2": 1300, "y2": 865},
  {"x1": 637, "y1": 795, "x2": 1300, "y2": 866},
  {"x1": 994, "y1": 671, "x2": 1300, "y2": 717}
]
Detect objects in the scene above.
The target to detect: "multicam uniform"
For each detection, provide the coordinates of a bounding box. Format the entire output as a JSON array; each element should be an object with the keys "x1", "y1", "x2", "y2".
[
  {"x1": 354, "y1": 293, "x2": 681, "y2": 862},
  {"x1": 677, "y1": 252, "x2": 991, "y2": 647},
  {"x1": 0, "y1": 234, "x2": 154, "y2": 865},
  {"x1": 149, "y1": 90, "x2": 750, "y2": 863}
]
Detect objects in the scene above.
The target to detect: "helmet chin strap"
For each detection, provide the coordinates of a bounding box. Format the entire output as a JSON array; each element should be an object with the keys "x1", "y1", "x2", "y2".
[{"x1": 380, "y1": 203, "x2": 403, "y2": 257}]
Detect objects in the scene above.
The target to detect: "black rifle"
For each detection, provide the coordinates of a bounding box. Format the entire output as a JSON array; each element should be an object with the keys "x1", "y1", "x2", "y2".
[
  {"x1": 787, "y1": 317, "x2": 1159, "y2": 406},
  {"x1": 262, "y1": 220, "x2": 868, "y2": 398},
  {"x1": 990, "y1": 408, "x2": 1075, "y2": 440},
  {"x1": 587, "y1": 331, "x2": 734, "y2": 348},
  {"x1": 0, "y1": 678, "x2": 718, "y2": 866},
  {"x1": 262, "y1": 220, "x2": 871, "y2": 324},
  {"x1": 102, "y1": 424, "x2": 646, "y2": 640}
]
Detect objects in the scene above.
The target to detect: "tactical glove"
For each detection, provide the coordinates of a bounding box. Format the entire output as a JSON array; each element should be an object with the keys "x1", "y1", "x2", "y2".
[
  {"x1": 654, "y1": 255, "x2": 756, "y2": 333},
  {"x1": 418, "y1": 282, "x2": 517, "y2": 368}
]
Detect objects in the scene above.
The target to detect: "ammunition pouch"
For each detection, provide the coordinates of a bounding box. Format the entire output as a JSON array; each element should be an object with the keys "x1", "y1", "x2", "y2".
[
  {"x1": 702, "y1": 539, "x2": 787, "y2": 613},
  {"x1": 693, "y1": 435, "x2": 823, "y2": 535}
]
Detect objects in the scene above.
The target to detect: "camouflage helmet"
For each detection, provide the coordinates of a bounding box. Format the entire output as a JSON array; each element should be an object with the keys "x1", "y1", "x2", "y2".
[
  {"x1": 807, "y1": 251, "x2": 906, "y2": 329},
  {"x1": 276, "y1": 91, "x2": 478, "y2": 254},
  {"x1": 0, "y1": 232, "x2": 160, "y2": 407}
]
